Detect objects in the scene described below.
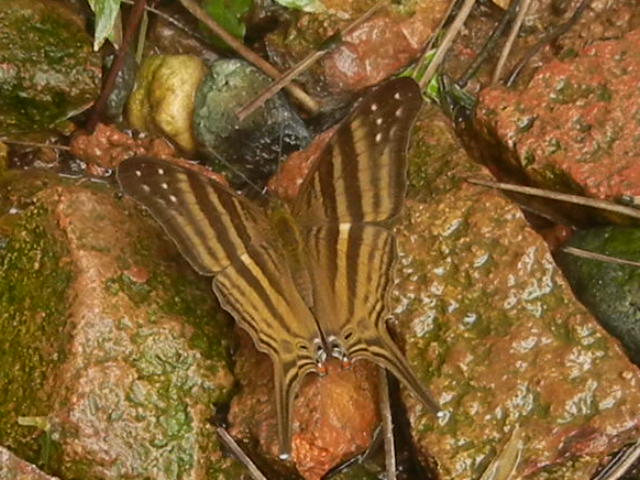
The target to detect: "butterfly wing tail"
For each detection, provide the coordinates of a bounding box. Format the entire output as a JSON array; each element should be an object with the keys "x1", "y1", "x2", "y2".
[
  {"x1": 272, "y1": 358, "x2": 311, "y2": 460},
  {"x1": 363, "y1": 330, "x2": 441, "y2": 414}
]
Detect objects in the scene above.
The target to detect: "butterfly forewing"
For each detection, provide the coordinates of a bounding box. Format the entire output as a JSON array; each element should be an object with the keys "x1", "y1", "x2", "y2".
[
  {"x1": 293, "y1": 77, "x2": 422, "y2": 226},
  {"x1": 117, "y1": 156, "x2": 321, "y2": 458},
  {"x1": 117, "y1": 157, "x2": 269, "y2": 275}
]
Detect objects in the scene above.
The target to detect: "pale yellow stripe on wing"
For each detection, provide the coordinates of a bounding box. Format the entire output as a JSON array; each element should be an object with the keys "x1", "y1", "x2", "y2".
[
  {"x1": 350, "y1": 116, "x2": 375, "y2": 217},
  {"x1": 237, "y1": 251, "x2": 302, "y2": 336},
  {"x1": 200, "y1": 179, "x2": 248, "y2": 258},
  {"x1": 376, "y1": 147, "x2": 394, "y2": 220},
  {"x1": 332, "y1": 145, "x2": 350, "y2": 220},
  {"x1": 170, "y1": 173, "x2": 224, "y2": 268}
]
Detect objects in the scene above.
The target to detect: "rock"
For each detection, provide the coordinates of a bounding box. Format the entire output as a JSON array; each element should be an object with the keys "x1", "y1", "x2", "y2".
[
  {"x1": 476, "y1": 29, "x2": 640, "y2": 203},
  {"x1": 127, "y1": 55, "x2": 207, "y2": 154},
  {"x1": 557, "y1": 227, "x2": 640, "y2": 365},
  {"x1": 229, "y1": 328, "x2": 380, "y2": 480},
  {"x1": 0, "y1": 172, "x2": 247, "y2": 479},
  {"x1": 104, "y1": 51, "x2": 137, "y2": 122},
  {"x1": 0, "y1": 446, "x2": 59, "y2": 480},
  {"x1": 264, "y1": 0, "x2": 449, "y2": 94},
  {"x1": 193, "y1": 59, "x2": 311, "y2": 189},
  {"x1": 0, "y1": 0, "x2": 101, "y2": 136},
  {"x1": 445, "y1": 0, "x2": 640, "y2": 90},
  {"x1": 396, "y1": 104, "x2": 640, "y2": 479}
]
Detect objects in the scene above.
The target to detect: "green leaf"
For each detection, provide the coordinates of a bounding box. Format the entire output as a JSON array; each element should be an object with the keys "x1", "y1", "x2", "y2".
[
  {"x1": 87, "y1": 0, "x2": 122, "y2": 51},
  {"x1": 201, "y1": 0, "x2": 252, "y2": 49},
  {"x1": 274, "y1": 0, "x2": 326, "y2": 12}
]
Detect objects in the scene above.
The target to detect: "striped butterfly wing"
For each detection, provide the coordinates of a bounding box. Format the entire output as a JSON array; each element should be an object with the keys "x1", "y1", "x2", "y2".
[
  {"x1": 295, "y1": 78, "x2": 440, "y2": 413},
  {"x1": 117, "y1": 157, "x2": 321, "y2": 458},
  {"x1": 293, "y1": 77, "x2": 421, "y2": 226}
]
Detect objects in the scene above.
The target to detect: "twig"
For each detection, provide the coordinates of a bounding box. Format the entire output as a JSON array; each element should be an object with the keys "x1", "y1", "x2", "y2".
[
  {"x1": 417, "y1": 0, "x2": 477, "y2": 90},
  {"x1": 379, "y1": 367, "x2": 397, "y2": 480},
  {"x1": 467, "y1": 178, "x2": 640, "y2": 220},
  {"x1": 0, "y1": 139, "x2": 71, "y2": 151},
  {"x1": 592, "y1": 439, "x2": 640, "y2": 480},
  {"x1": 491, "y1": 0, "x2": 532, "y2": 84},
  {"x1": 561, "y1": 246, "x2": 640, "y2": 269},
  {"x1": 177, "y1": 0, "x2": 319, "y2": 115},
  {"x1": 216, "y1": 427, "x2": 268, "y2": 480},
  {"x1": 236, "y1": 1, "x2": 386, "y2": 121},
  {"x1": 88, "y1": 0, "x2": 147, "y2": 131},
  {"x1": 457, "y1": 0, "x2": 521, "y2": 87},
  {"x1": 505, "y1": 0, "x2": 591, "y2": 87},
  {"x1": 120, "y1": 0, "x2": 211, "y2": 44}
]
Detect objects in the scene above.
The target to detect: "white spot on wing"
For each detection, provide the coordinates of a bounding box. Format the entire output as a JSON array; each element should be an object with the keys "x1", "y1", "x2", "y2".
[
  {"x1": 371, "y1": 103, "x2": 378, "y2": 112},
  {"x1": 169, "y1": 194, "x2": 178, "y2": 203},
  {"x1": 375, "y1": 132, "x2": 383, "y2": 143},
  {"x1": 395, "y1": 107, "x2": 404, "y2": 118},
  {"x1": 135, "y1": 170, "x2": 142, "y2": 177},
  {"x1": 394, "y1": 92, "x2": 401, "y2": 100},
  {"x1": 161, "y1": 182, "x2": 168, "y2": 189},
  {"x1": 376, "y1": 117, "x2": 383, "y2": 126},
  {"x1": 158, "y1": 168, "x2": 165, "y2": 175},
  {"x1": 141, "y1": 184, "x2": 150, "y2": 193}
]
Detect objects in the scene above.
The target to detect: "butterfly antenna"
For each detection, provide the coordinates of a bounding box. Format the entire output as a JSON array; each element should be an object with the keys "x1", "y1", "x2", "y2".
[{"x1": 206, "y1": 147, "x2": 268, "y2": 199}]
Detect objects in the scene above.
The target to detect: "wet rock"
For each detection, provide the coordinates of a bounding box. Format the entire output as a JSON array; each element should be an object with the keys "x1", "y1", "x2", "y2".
[
  {"x1": 127, "y1": 55, "x2": 206, "y2": 154},
  {"x1": 70, "y1": 123, "x2": 177, "y2": 175},
  {"x1": 193, "y1": 59, "x2": 311, "y2": 189},
  {"x1": 0, "y1": 0, "x2": 101, "y2": 136},
  {"x1": 147, "y1": 10, "x2": 220, "y2": 65},
  {"x1": 397, "y1": 104, "x2": 640, "y2": 479},
  {"x1": 229, "y1": 328, "x2": 380, "y2": 480},
  {"x1": 445, "y1": 0, "x2": 640, "y2": 90},
  {"x1": 264, "y1": 0, "x2": 449, "y2": 94},
  {"x1": 557, "y1": 227, "x2": 640, "y2": 365},
  {"x1": 0, "y1": 446, "x2": 59, "y2": 480},
  {"x1": 0, "y1": 172, "x2": 247, "y2": 479},
  {"x1": 476, "y1": 29, "x2": 640, "y2": 203},
  {"x1": 104, "y1": 51, "x2": 138, "y2": 122}
]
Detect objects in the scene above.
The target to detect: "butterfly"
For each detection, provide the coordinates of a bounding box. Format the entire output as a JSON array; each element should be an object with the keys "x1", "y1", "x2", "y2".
[{"x1": 117, "y1": 77, "x2": 440, "y2": 459}]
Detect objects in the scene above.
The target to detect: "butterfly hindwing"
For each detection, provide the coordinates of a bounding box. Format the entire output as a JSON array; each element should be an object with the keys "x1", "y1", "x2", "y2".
[{"x1": 306, "y1": 224, "x2": 440, "y2": 412}]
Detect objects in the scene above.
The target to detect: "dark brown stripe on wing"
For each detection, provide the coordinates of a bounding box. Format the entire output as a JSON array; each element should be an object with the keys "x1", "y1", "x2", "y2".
[
  {"x1": 336, "y1": 124, "x2": 365, "y2": 222},
  {"x1": 317, "y1": 144, "x2": 338, "y2": 220}
]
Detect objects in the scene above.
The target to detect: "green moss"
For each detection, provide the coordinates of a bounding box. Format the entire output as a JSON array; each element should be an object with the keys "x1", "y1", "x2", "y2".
[
  {"x1": 0, "y1": 204, "x2": 72, "y2": 464},
  {"x1": 0, "y1": 0, "x2": 100, "y2": 134}
]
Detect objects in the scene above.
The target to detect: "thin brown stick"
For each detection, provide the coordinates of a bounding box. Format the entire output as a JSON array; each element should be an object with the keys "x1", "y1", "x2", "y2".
[
  {"x1": 1, "y1": 139, "x2": 71, "y2": 151},
  {"x1": 216, "y1": 427, "x2": 268, "y2": 480},
  {"x1": 378, "y1": 367, "x2": 397, "y2": 480},
  {"x1": 561, "y1": 246, "x2": 640, "y2": 269},
  {"x1": 458, "y1": 0, "x2": 521, "y2": 87},
  {"x1": 120, "y1": 0, "x2": 211, "y2": 43},
  {"x1": 236, "y1": 1, "x2": 386, "y2": 121},
  {"x1": 177, "y1": 0, "x2": 319, "y2": 115},
  {"x1": 491, "y1": 0, "x2": 532, "y2": 84},
  {"x1": 467, "y1": 178, "x2": 640, "y2": 220},
  {"x1": 592, "y1": 439, "x2": 640, "y2": 480},
  {"x1": 88, "y1": 0, "x2": 147, "y2": 131},
  {"x1": 505, "y1": 0, "x2": 591, "y2": 87},
  {"x1": 417, "y1": 0, "x2": 477, "y2": 90}
]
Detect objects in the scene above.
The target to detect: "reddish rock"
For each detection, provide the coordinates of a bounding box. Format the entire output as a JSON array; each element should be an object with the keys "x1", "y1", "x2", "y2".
[
  {"x1": 477, "y1": 29, "x2": 640, "y2": 202},
  {"x1": 0, "y1": 446, "x2": 59, "y2": 480},
  {"x1": 0, "y1": 174, "x2": 245, "y2": 479},
  {"x1": 265, "y1": 0, "x2": 449, "y2": 94},
  {"x1": 229, "y1": 329, "x2": 380, "y2": 480},
  {"x1": 399, "y1": 104, "x2": 640, "y2": 479}
]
